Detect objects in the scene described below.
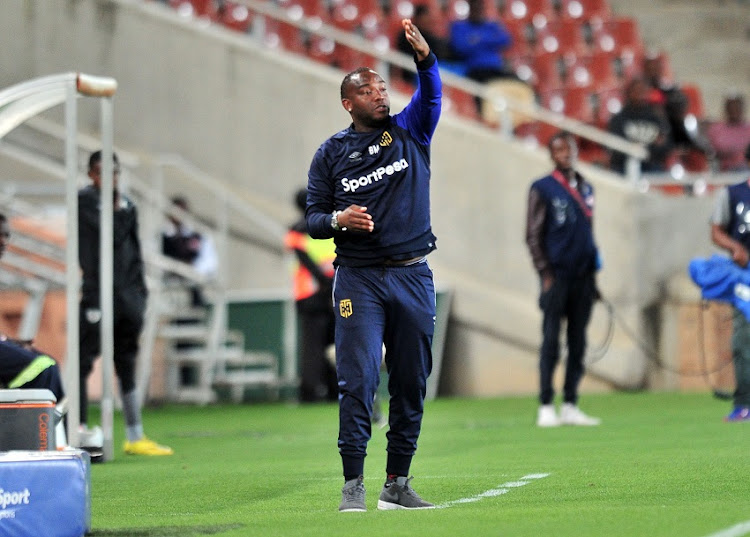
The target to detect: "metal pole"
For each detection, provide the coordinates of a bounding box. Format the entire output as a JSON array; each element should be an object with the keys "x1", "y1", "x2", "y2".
[
  {"x1": 64, "y1": 79, "x2": 81, "y2": 449},
  {"x1": 100, "y1": 97, "x2": 115, "y2": 462}
]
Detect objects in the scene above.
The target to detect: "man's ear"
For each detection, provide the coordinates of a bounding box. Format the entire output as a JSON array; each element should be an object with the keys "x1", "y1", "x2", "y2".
[{"x1": 342, "y1": 99, "x2": 353, "y2": 113}]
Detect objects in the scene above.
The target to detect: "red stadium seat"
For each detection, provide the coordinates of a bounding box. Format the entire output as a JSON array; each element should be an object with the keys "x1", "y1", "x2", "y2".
[
  {"x1": 332, "y1": 45, "x2": 378, "y2": 72},
  {"x1": 502, "y1": 18, "x2": 533, "y2": 58},
  {"x1": 586, "y1": 50, "x2": 618, "y2": 89},
  {"x1": 532, "y1": 19, "x2": 588, "y2": 58},
  {"x1": 331, "y1": 0, "x2": 385, "y2": 34},
  {"x1": 504, "y1": 0, "x2": 556, "y2": 25},
  {"x1": 592, "y1": 85, "x2": 622, "y2": 127},
  {"x1": 443, "y1": 86, "x2": 480, "y2": 120},
  {"x1": 540, "y1": 87, "x2": 595, "y2": 123},
  {"x1": 681, "y1": 84, "x2": 705, "y2": 119},
  {"x1": 559, "y1": 0, "x2": 611, "y2": 22},
  {"x1": 262, "y1": 18, "x2": 309, "y2": 56},
  {"x1": 277, "y1": 0, "x2": 330, "y2": 19},
  {"x1": 561, "y1": 56, "x2": 593, "y2": 90},
  {"x1": 529, "y1": 51, "x2": 564, "y2": 93},
  {"x1": 446, "y1": 0, "x2": 502, "y2": 21},
  {"x1": 218, "y1": 2, "x2": 252, "y2": 33}
]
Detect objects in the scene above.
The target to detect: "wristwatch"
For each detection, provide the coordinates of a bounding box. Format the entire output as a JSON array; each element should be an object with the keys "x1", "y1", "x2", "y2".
[{"x1": 331, "y1": 210, "x2": 346, "y2": 231}]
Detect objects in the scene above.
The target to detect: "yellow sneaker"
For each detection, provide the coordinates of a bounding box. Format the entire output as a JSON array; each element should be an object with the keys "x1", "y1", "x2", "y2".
[{"x1": 123, "y1": 437, "x2": 174, "y2": 456}]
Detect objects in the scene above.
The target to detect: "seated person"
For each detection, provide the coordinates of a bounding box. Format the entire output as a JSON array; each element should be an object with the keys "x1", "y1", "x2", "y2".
[
  {"x1": 448, "y1": 0, "x2": 514, "y2": 84},
  {"x1": 707, "y1": 93, "x2": 750, "y2": 172},
  {"x1": 0, "y1": 335, "x2": 65, "y2": 404},
  {"x1": 643, "y1": 53, "x2": 712, "y2": 161},
  {"x1": 607, "y1": 78, "x2": 673, "y2": 175}
]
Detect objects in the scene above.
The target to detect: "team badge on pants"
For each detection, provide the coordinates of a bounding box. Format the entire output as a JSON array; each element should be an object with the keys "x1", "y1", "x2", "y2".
[{"x1": 339, "y1": 299, "x2": 353, "y2": 318}]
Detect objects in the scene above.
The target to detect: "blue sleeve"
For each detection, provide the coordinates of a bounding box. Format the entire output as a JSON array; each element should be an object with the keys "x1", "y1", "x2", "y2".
[
  {"x1": 305, "y1": 145, "x2": 336, "y2": 239},
  {"x1": 393, "y1": 52, "x2": 442, "y2": 145}
]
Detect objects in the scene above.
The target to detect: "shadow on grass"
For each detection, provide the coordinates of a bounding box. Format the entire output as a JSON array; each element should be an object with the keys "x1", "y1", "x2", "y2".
[{"x1": 89, "y1": 524, "x2": 244, "y2": 536}]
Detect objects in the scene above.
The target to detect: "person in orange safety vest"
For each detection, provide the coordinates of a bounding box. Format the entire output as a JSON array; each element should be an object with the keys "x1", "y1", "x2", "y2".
[{"x1": 285, "y1": 188, "x2": 338, "y2": 402}]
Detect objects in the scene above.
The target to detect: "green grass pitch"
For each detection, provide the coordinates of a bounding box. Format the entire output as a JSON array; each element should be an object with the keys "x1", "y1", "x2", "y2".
[{"x1": 86, "y1": 392, "x2": 750, "y2": 537}]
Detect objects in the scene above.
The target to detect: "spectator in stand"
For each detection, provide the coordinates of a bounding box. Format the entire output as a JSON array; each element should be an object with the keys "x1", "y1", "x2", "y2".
[
  {"x1": 607, "y1": 77, "x2": 673, "y2": 175},
  {"x1": 642, "y1": 53, "x2": 712, "y2": 162},
  {"x1": 706, "y1": 93, "x2": 750, "y2": 172},
  {"x1": 395, "y1": 4, "x2": 454, "y2": 84},
  {"x1": 162, "y1": 195, "x2": 218, "y2": 307},
  {"x1": 448, "y1": 0, "x2": 514, "y2": 85}
]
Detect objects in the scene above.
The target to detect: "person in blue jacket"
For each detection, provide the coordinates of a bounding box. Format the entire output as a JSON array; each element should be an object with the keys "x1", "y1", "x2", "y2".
[
  {"x1": 525, "y1": 132, "x2": 602, "y2": 428},
  {"x1": 306, "y1": 18, "x2": 440, "y2": 512},
  {"x1": 449, "y1": 0, "x2": 514, "y2": 84},
  {"x1": 709, "y1": 143, "x2": 750, "y2": 422}
]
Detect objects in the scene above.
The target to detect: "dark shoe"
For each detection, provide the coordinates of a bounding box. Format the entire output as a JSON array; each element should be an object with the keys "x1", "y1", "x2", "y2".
[
  {"x1": 339, "y1": 476, "x2": 366, "y2": 512},
  {"x1": 377, "y1": 476, "x2": 434, "y2": 510}
]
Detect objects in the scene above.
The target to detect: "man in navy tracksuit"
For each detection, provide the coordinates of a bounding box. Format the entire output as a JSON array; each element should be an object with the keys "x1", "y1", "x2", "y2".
[
  {"x1": 306, "y1": 18, "x2": 440, "y2": 512},
  {"x1": 525, "y1": 132, "x2": 601, "y2": 428}
]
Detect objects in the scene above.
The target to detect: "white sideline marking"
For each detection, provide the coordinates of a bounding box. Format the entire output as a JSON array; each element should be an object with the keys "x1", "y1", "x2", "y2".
[
  {"x1": 703, "y1": 521, "x2": 750, "y2": 537},
  {"x1": 436, "y1": 473, "x2": 550, "y2": 509}
]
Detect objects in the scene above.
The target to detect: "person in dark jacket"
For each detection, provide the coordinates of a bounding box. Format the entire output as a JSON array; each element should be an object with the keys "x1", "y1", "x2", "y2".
[
  {"x1": 306, "y1": 18, "x2": 440, "y2": 512},
  {"x1": 607, "y1": 77, "x2": 673, "y2": 175},
  {"x1": 78, "y1": 150, "x2": 172, "y2": 456},
  {"x1": 525, "y1": 132, "x2": 601, "y2": 428}
]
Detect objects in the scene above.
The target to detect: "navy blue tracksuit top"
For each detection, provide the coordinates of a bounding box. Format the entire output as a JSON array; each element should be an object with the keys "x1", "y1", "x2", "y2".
[
  {"x1": 306, "y1": 53, "x2": 442, "y2": 266},
  {"x1": 530, "y1": 173, "x2": 598, "y2": 278}
]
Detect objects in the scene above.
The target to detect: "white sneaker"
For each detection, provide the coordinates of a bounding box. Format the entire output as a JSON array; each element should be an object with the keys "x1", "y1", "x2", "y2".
[
  {"x1": 536, "y1": 404, "x2": 560, "y2": 427},
  {"x1": 77, "y1": 425, "x2": 104, "y2": 448},
  {"x1": 559, "y1": 403, "x2": 601, "y2": 426}
]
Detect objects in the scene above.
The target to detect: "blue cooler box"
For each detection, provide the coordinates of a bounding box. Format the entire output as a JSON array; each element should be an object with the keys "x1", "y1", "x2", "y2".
[{"x1": 0, "y1": 450, "x2": 91, "y2": 537}]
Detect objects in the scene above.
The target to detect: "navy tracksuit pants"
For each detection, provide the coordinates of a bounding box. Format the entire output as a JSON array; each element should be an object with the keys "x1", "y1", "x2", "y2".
[{"x1": 333, "y1": 261, "x2": 435, "y2": 479}]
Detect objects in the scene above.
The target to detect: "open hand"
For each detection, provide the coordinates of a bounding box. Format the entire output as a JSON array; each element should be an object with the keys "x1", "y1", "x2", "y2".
[{"x1": 401, "y1": 19, "x2": 430, "y2": 61}]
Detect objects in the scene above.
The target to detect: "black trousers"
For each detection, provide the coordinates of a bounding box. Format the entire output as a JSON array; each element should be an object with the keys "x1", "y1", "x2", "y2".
[
  {"x1": 538, "y1": 274, "x2": 595, "y2": 405},
  {"x1": 78, "y1": 297, "x2": 144, "y2": 424},
  {"x1": 297, "y1": 292, "x2": 337, "y2": 403}
]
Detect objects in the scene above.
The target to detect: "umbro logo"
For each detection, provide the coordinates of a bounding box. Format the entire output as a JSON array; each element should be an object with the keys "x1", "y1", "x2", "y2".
[{"x1": 348, "y1": 151, "x2": 362, "y2": 162}]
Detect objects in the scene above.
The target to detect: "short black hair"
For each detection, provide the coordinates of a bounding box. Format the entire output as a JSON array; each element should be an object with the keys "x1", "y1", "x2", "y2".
[
  {"x1": 340, "y1": 67, "x2": 374, "y2": 100},
  {"x1": 413, "y1": 4, "x2": 429, "y2": 17},
  {"x1": 88, "y1": 149, "x2": 120, "y2": 170},
  {"x1": 295, "y1": 188, "x2": 308, "y2": 212},
  {"x1": 547, "y1": 131, "x2": 572, "y2": 151}
]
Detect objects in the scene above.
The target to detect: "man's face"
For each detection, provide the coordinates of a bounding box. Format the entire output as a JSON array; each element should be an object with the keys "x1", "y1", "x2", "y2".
[
  {"x1": 0, "y1": 220, "x2": 9, "y2": 259},
  {"x1": 342, "y1": 70, "x2": 390, "y2": 129},
  {"x1": 88, "y1": 159, "x2": 120, "y2": 191},
  {"x1": 551, "y1": 136, "x2": 575, "y2": 171}
]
